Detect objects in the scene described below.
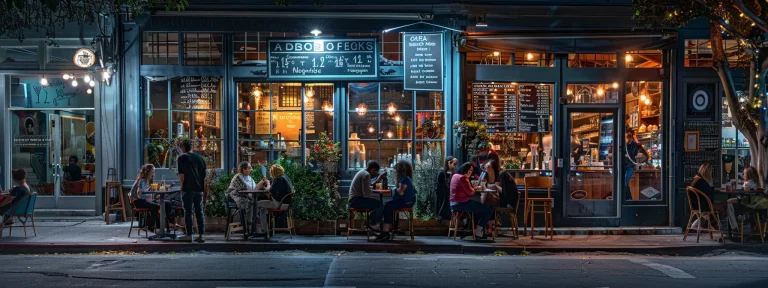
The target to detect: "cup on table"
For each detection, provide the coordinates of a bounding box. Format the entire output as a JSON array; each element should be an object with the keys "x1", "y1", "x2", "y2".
[
  {"x1": 375, "y1": 183, "x2": 383, "y2": 190},
  {"x1": 151, "y1": 183, "x2": 159, "y2": 191}
]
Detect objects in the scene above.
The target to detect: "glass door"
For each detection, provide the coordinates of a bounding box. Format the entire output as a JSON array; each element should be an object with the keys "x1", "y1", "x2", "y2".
[{"x1": 563, "y1": 108, "x2": 619, "y2": 218}]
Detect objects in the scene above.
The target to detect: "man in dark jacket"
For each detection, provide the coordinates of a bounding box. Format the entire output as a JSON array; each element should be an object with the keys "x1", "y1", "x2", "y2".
[{"x1": 624, "y1": 130, "x2": 649, "y2": 200}]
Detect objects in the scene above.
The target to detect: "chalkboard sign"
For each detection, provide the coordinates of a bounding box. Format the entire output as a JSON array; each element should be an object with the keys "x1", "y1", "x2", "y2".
[
  {"x1": 517, "y1": 84, "x2": 551, "y2": 133},
  {"x1": 470, "y1": 83, "x2": 551, "y2": 133},
  {"x1": 171, "y1": 76, "x2": 220, "y2": 109},
  {"x1": 403, "y1": 33, "x2": 443, "y2": 91},
  {"x1": 205, "y1": 112, "x2": 217, "y2": 127},
  {"x1": 471, "y1": 83, "x2": 517, "y2": 133},
  {"x1": 268, "y1": 38, "x2": 378, "y2": 79}
]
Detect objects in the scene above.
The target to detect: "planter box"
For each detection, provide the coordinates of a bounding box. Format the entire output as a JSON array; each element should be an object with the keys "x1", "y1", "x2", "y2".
[
  {"x1": 295, "y1": 220, "x2": 338, "y2": 235},
  {"x1": 205, "y1": 216, "x2": 228, "y2": 233}
]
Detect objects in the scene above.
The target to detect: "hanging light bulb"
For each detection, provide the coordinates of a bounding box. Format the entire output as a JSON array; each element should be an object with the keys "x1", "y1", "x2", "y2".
[
  {"x1": 71, "y1": 79, "x2": 78, "y2": 87},
  {"x1": 612, "y1": 82, "x2": 619, "y2": 89},
  {"x1": 40, "y1": 77, "x2": 48, "y2": 86},
  {"x1": 356, "y1": 103, "x2": 368, "y2": 115},
  {"x1": 368, "y1": 125, "x2": 375, "y2": 133},
  {"x1": 84, "y1": 74, "x2": 91, "y2": 83},
  {"x1": 89, "y1": 80, "x2": 96, "y2": 87},
  {"x1": 252, "y1": 88, "x2": 261, "y2": 97},
  {"x1": 493, "y1": 51, "x2": 500, "y2": 57},
  {"x1": 567, "y1": 89, "x2": 572, "y2": 95},
  {"x1": 526, "y1": 53, "x2": 534, "y2": 60},
  {"x1": 62, "y1": 74, "x2": 70, "y2": 80},
  {"x1": 640, "y1": 94, "x2": 647, "y2": 101},
  {"x1": 597, "y1": 87, "x2": 604, "y2": 96},
  {"x1": 644, "y1": 99, "x2": 651, "y2": 105},
  {"x1": 386, "y1": 131, "x2": 393, "y2": 138},
  {"x1": 387, "y1": 102, "x2": 397, "y2": 115},
  {"x1": 394, "y1": 114, "x2": 401, "y2": 122},
  {"x1": 305, "y1": 88, "x2": 314, "y2": 98},
  {"x1": 87, "y1": 88, "x2": 92, "y2": 94}
]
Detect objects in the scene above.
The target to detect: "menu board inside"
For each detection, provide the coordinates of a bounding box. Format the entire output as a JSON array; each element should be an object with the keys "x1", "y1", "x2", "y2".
[
  {"x1": 171, "y1": 76, "x2": 220, "y2": 109},
  {"x1": 470, "y1": 83, "x2": 551, "y2": 133},
  {"x1": 268, "y1": 38, "x2": 378, "y2": 79}
]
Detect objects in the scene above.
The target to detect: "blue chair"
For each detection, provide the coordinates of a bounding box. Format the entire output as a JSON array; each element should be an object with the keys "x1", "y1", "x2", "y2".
[{"x1": 1, "y1": 193, "x2": 37, "y2": 238}]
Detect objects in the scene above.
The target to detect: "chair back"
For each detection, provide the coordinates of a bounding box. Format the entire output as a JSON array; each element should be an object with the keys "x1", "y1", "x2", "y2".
[
  {"x1": 685, "y1": 186, "x2": 702, "y2": 212},
  {"x1": 63, "y1": 180, "x2": 85, "y2": 194},
  {"x1": 524, "y1": 176, "x2": 552, "y2": 199},
  {"x1": 7, "y1": 193, "x2": 32, "y2": 217},
  {"x1": 278, "y1": 192, "x2": 294, "y2": 208},
  {"x1": 23, "y1": 193, "x2": 38, "y2": 216}
]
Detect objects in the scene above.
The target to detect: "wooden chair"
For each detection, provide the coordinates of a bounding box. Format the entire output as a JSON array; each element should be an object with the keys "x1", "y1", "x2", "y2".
[
  {"x1": 104, "y1": 181, "x2": 126, "y2": 224},
  {"x1": 128, "y1": 200, "x2": 153, "y2": 237},
  {"x1": 392, "y1": 207, "x2": 415, "y2": 241},
  {"x1": 523, "y1": 176, "x2": 553, "y2": 239},
  {"x1": 225, "y1": 198, "x2": 243, "y2": 240},
  {"x1": 347, "y1": 207, "x2": 373, "y2": 239},
  {"x1": 1, "y1": 193, "x2": 38, "y2": 238},
  {"x1": 268, "y1": 193, "x2": 295, "y2": 238},
  {"x1": 448, "y1": 210, "x2": 476, "y2": 241},
  {"x1": 494, "y1": 191, "x2": 521, "y2": 240},
  {"x1": 737, "y1": 207, "x2": 766, "y2": 244},
  {"x1": 683, "y1": 186, "x2": 724, "y2": 243}
]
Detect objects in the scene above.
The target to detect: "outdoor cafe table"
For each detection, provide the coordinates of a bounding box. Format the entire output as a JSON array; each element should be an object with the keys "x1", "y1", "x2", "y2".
[
  {"x1": 469, "y1": 189, "x2": 498, "y2": 202},
  {"x1": 237, "y1": 189, "x2": 271, "y2": 240},
  {"x1": 716, "y1": 188, "x2": 766, "y2": 238},
  {"x1": 145, "y1": 189, "x2": 181, "y2": 241},
  {"x1": 372, "y1": 189, "x2": 392, "y2": 203}
]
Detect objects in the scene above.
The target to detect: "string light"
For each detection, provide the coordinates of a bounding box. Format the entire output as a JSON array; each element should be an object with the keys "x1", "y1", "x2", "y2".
[
  {"x1": 597, "y1": 87, "x2": 605, "y2": 96},
  {"x1": 71, "y1": 79, "x2": 78, "y2": 87},
  {"x1": 612, "y1": 82, "x2": 619, "y2": 89},
  {"x1": 87, "y1": 88, "x2": 92, "y2": 94},
  {"x1": 62, "y1": 74, "x2": 70, "y2": 80},
  {"x1": 89, "y1": 81, "x2": 95, "y2": 87},
  {"x1": 84, "y1": 74, "x2": 91, "y2": 83},
  {"x1": 40, "y1": 77, "x2": 48, "y2": 86}
]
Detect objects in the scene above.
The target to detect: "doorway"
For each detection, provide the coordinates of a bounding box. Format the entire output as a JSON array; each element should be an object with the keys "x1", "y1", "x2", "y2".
[{"x1": 562, "y1": 108, "x2": 619, "y2": 219}]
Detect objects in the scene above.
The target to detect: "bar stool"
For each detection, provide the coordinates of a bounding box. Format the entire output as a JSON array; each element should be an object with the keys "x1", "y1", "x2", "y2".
[
  {"x1": 448, "y1": 210, "x2": 476, "y2": 241},
  {"x1": 347, "y1": 208, "x2": 373, "y2": 239},
  {"x1": 523, "y1": 176, "x2": 553, "y2": 239},
  {"x1": 392, "y1": 207, "x2": 415, "y2": 241},
  {"x1": 104, "y1": 180, "x2": 126, "y2": 224}
]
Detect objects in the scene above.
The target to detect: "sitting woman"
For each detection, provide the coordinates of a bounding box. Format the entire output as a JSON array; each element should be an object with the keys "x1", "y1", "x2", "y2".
[
  {"x1": 480, "y1": 160, "x2": 502, "y2": 206},
  {"x1": 372, "y1": 160, "x2": 417, "y2": 241},
  {"x1": 0, "y1": 169, "x2": 31, "y2": 225},
  {"x1": 129, "y1": 164, "x2": 175, "y2": 232},
  {"x1": 450, "y1": 162, "x2": 494, "y2": 240},
  {"x1": 435, "y1": 157, "x2": 458, "y2": 221},
  {"x1": 689, "y1": 163, "x2": 715, "y2": 228},
  {"x1": 253, "y1": 164, "x2": 293, "y2": 236},
  {"x1": 226, "y1": 162, "x2": 268, "y2": 234},
  {"x1": 727, "y1": 166, "x2": 767, "y2": 232}
]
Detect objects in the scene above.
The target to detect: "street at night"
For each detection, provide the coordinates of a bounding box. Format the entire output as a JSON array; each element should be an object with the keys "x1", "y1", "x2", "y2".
[{"x1": 2, "y1": 252, "x2": 768, "y2": 288}]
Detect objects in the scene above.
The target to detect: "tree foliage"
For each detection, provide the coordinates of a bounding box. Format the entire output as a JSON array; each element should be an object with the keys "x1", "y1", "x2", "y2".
[
  {"x1": 0, "y1": 0, "x2": 189, "y2": 41},
  {"x1": 633, "y1": 0, "x2": 768, "y2": 185}
]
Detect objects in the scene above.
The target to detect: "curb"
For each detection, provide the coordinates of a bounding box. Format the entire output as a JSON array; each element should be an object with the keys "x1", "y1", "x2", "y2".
[{"x1": 3, "y1": 241, "x2": 762, "y2": 256}]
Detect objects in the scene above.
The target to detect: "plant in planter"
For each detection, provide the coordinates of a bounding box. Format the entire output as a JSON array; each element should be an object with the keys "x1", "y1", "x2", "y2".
[
  {"x1": 413, "y1": 142, "x2": 443, "y2": 221},
  {"x1": 308, "y1": 132, "x2": 342, "y2": 199},
  {"x1": 453, "y1": 120, "x2": 491, "y2": 157}
]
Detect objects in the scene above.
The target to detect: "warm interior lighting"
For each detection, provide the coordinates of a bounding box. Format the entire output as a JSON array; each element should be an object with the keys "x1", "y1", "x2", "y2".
[
  {"x1": 645, "y1": 99, "x2": 651, "y2": 105},
  {"x1": 305, "y1": 89, "x2": 314, "y2": 98},
  {"x1": 597, "y1": 88, "x2": 604, "y2": 96},
  {"x1": 625, "y1": 54, "x2": 633, "y2": 62},
  {"x1": 387, "y1": 102, "x2": 397, "y2": 115},
  {"x1": 356, "y1": 103, "x2": 368, "y2": 115},
  {"x1": 526, "y1": 53, "x2": 534, "y2": 60},
  {"x1": 387, "y1": 131, "x2": 394, "y2": 138},
  {"x1": 640, "y1": 94, "x2": 647, "y2": 101},
  {"x1": 492, "y1": 51, "x2": 500, "y2": 56},
  {"x1": 394, "y1": 114, "x2": 401, "y2": 122},
  {"x1": 612, "y1": 82, "x2": 618, "y2": 89},
  {"x1": 567, "y1": 89, "x2": 572, "y2": 95},
  {"x1": 252, "y1": 88, "x2": 262, "y2": 97},
  {"x1": 368, "y1": 125, "x2": 375, "y2": 133}
]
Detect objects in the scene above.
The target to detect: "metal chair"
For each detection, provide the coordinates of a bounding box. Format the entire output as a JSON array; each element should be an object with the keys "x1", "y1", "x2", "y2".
[
  {"x1": 523, "y1": 176, "x2": 553, "y2": 239},
  {"x1": 683, "y1": 186, "x2": 724, "y2": 243},
  {"x1": 1, "y1": 193, "x2": 37, "y2": 238},
  {"x1": 267, "y1": 193, "x2": 295, "y2": 238}
]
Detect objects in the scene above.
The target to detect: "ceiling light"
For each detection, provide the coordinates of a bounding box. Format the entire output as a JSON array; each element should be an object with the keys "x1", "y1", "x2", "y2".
[
  {"x1": 394, "y1": 114, "x2": 401, "y2": 122},
  {"x1": 640, "y1": 94, "x2": 647, "y2": 101},
  {"x1": 567, "y1": 89, "x2": 572, "y2": 95},
  {"x1": 493, "y1": 51, "x2": 500, "y2": 57},
  {"x1": 310, "y1": 29, "x2": 322, "y2": 36},
  {"x1": 368, "y1": 125, "x2": 375, "y2": 133},
  {"x1": 597, "y1": 88, "x2": 604, "y2": 96},
  {"x1": 387, "y1": 131, "x2": 393, "y2": 138},
  {"x1": 645, "y1": 99, "x2": 651, "y2": 105}
]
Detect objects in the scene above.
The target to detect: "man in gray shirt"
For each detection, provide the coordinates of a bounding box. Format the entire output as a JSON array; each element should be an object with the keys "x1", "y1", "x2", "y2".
[{"x1": 349, "y1": 161, "x2": 385, "y2": 220}]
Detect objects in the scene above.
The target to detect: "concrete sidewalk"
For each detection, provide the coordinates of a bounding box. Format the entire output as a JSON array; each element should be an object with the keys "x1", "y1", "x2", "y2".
[{"x1": 0, "y1": 219, "x2": 765, "y2": 256}]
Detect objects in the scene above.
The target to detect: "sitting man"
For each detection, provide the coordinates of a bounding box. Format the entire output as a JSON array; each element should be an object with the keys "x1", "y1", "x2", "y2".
[
  {"x1": 348, "y1": 161, "x2": 386, "y2": 231},
  {"x1": 63, "y1": 156, "x2": 83, "y2": 182}
]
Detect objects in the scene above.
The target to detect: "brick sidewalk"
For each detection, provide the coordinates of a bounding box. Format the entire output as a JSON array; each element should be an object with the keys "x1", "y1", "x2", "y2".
[{"x1": 0, "y1": 219, "x2": 763, "y2": 255}]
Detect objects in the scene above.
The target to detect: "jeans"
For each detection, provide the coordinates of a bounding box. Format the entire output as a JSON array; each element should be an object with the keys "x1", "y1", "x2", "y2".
[
  {"x1": 133, "y1": 199, "x2": 159, "y2": 229},
  {"x1": 624, "y1": 166, "x2": 635, "y2": 200},
  {"x1": 349, "y1": 197, "x2": 382, "y2": 225},
  {"x1": 182, "y1": 191, "x2": 205, "y2": 236},
  {"x1": 373, "y1": 198, "x2": 414, "y2": 225},
  {"x1": 451, "y1": 201, "x2": 493, "y2": 229}
]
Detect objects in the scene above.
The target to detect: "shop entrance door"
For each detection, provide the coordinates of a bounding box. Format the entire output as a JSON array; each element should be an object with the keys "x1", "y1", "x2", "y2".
[
  {"x1": 562, "y1": 108, "x2": 619, "y2": 219},
  {"x1": 9, "y1": 110, "x2": 96, "y2": 211}
]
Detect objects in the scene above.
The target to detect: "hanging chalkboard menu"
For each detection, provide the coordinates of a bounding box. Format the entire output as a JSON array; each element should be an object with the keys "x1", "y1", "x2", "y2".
[
  {"x1": 403, "y1": 33, "x2": 443, "y2": 91},
  {"x1": 470, "y1": 83, "x2": 551, "y2": 133},
  {"x1": 268, "y1": 38, "x2": 378, "y2": 79},
  {"x1": 172, "y1": 76, "x2": 220, "y2": 109},
  {"x1": 471, "y1": 83, "x2": 517, "y2": 133},
  {"x1": 517, "y1": 84, "x2": 551, "y2": 133}
]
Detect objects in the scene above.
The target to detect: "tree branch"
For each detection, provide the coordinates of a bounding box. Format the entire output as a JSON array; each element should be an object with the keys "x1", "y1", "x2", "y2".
[{"x1": 734, "y1": 0, "x2": 768, "y2": 34}]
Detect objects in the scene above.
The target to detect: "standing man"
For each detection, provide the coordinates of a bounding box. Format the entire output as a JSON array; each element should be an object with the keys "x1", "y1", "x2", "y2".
[
  {"x1": 624, "y1": 130, "x2": 649, "y2": 200},
  {"x1": 348, "y1": 161, "x2": 386, "y2": 231},
  {"x1": 177, "y1": 139, "x2": 207, "y2": 243}
]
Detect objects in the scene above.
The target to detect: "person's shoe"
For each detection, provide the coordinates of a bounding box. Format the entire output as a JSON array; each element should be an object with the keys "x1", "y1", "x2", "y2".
[
  {"x1": 178, "y1": 235, "x2": 193, "y2": 242},
  {"x1": 366, "y1": 222, "x2": 381, "y2": 233},
  {"x1": 375, "y1": 231, "x2": 392, "y2": 241},
  {"x1": 195, "y1": 235, "x2": 205, "y2": 243}
]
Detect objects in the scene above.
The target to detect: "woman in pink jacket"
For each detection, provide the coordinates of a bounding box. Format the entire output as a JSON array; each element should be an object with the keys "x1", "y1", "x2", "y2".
[{"x1": 450, "y1": 162, "x2": 493, "y2": 240}]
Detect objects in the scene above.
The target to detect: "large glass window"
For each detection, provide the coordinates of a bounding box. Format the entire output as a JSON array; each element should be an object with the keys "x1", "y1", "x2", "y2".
[
  {"x1": 183, "y1": 33, "x2": 223, "y2": 66},
  {"x1": 236, "y1": 83, "x2": 334, "y2": 164},
  {"x1": 624, "y1": 81, "x2": 663, "y2": 201},
  {"x1": 347, "y1": 83, "x2": 445, "y2": 170},
  {"x1": 465, "y1": 51, "x2": 555, "y2": 67},
  {"x1": 684, "y1": 39, "x2": 745, "y2": 68},
  {"x1": 625, "y1": 50, "x2": 662, "y2": 68},
  {"x1": 568, "y1": 53, "x2": 617, "y2": 68},
  {"x1": 142, "y1": 32, "x2": 179, "y2": 65},
  {"x1": 233, "y1": 32, "x2": 300, "y2": 65},
  {"x1": 721, "y1": 92, "x2": 751, "y2": 186},
  {"x1": 143, "y1": 77, "x2": 224, "y2": 169}
]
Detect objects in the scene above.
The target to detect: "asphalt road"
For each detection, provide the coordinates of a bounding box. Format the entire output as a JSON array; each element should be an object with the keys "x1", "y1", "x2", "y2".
[{"x1": 1, "y1": 251, "x2": 767, "y2": 288}]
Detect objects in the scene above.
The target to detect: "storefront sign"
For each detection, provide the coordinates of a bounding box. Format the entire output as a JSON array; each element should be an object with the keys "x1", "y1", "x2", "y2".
[
  {"x1": 13, "y1": 135, "x2": 51, "y2": 148},
  {"x1": 268, "y1": 38, "x2": 378, "y2": 79},
  {"x1": 73, "y1": 48, "x2": 96, "y2": 68},
  {"x1": 403, "y1": 33, "x2": 443, "y2": 91}
]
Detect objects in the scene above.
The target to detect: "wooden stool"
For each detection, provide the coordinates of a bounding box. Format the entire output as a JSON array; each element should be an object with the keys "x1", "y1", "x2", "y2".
[
  {"x1": 392, "y1": 207, "x2": 414, "y2": 241},
  {"x1": 225, "y1": 202, "x2": 243, "y2": 240},
  {"x1": 104, "y1": 181, "x2": 126, "y2": 224},
  {"x1": 494, "y1": 207, "x2": 520, "y2": 240},
  {"x1": 347, "y1": 208, "x2": 372, "y2": 239},
  {"x1": 523, "y1": 176, "x2": 554, "y2": 239},
  {"x1": 448, "y1": 210, "x2": 475, "y2": 240}
]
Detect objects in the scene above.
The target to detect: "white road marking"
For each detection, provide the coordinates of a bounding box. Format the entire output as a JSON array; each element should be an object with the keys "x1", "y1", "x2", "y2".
[
  {"x1": 628, "y1": 259, "x2": 695, "y2": 279},
  {"x1": 323, "y1": 256, "x2": 341, "y2": 287}
]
